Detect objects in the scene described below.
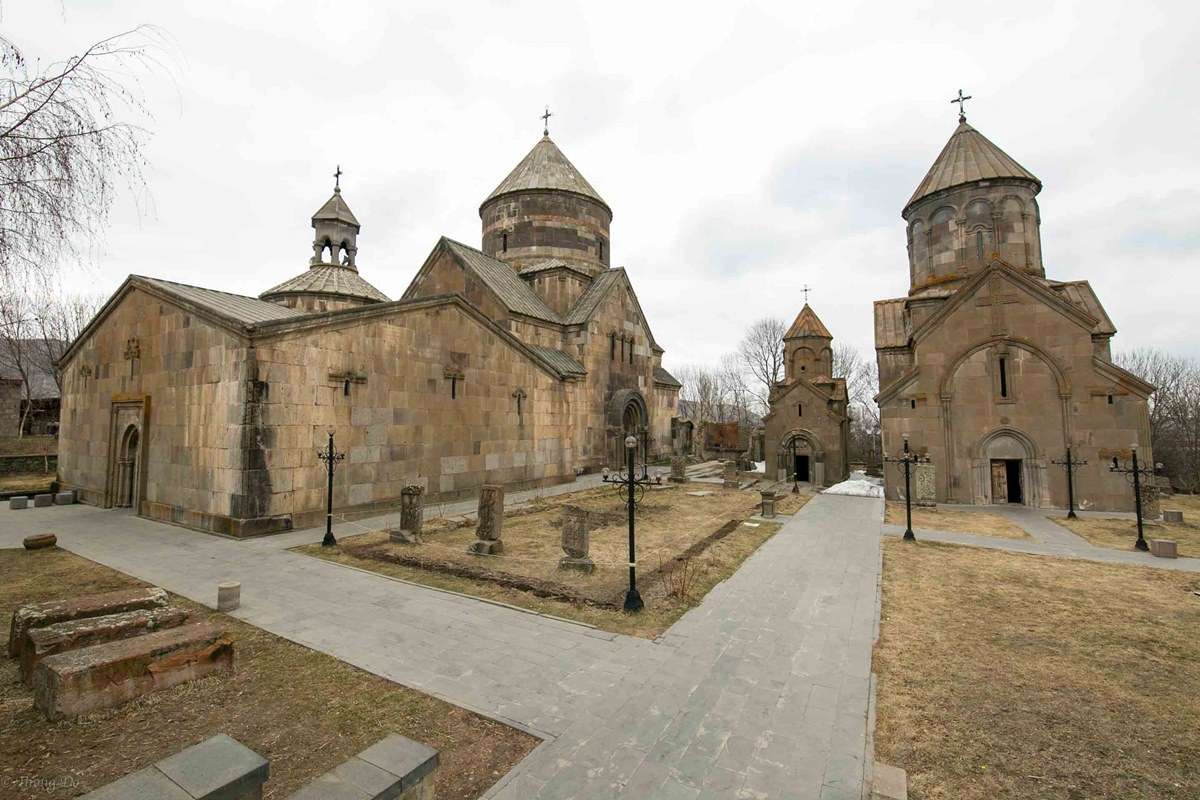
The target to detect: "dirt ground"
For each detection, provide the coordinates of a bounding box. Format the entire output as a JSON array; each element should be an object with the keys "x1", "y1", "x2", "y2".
[
  {"x1": 1057, "y1": 493, "x2": 1200, "y2": 557},
  {"x1": 884, "y1": 502, "x2": 1029, "y2": 539},
  {"x1": 0, "y1": 473, "x2": 55, "y2": 494},
  {"x1": 300, "y1": 484, "x2": 793, "y2": 638},
  {"x1": 0, "y1": 549, "x2": 536, "y2": 800},
  {"x1": 873, "y1": 539, "x2": 1200, "y2": 800}
]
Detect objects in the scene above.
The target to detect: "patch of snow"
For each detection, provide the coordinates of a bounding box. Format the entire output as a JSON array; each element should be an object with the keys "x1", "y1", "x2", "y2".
[
  {"x1": 824, "y1": 471, "x2": 884, "y2": 498},
  {"x1": 753, "y1": 461, "x2": 765, "y2": 473}
]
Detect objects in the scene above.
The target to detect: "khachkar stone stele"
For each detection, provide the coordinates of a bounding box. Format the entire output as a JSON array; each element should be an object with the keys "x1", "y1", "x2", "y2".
[
  {"x1": 468, "y1": 484, "x2": 504, "y2": 555},
  {"x1": 914, "y1": 463, "x2": 937, "y2": 507},
  {"x1": 558, "y1": 505, "x2": 595, "y2": 573},
  {"x1": 390, "y1": 485, "x2": 424, "y2": 544},
  {"x1": 723, "y1": 461, "x2": 739, "y2": 489},
  {"x1": 670, "y1": 455, "x2": 687, "y2": 483}
]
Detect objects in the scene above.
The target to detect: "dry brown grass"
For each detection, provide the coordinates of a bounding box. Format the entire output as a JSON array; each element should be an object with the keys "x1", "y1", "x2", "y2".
[
  {"x1": 873, "y1": 539, "x2": 1200, "y2": 800},
  {"x1": 773, "y1": 490, "x2": 813, "y2": 516},
  {"x1": 1057, "y1": 493, "x2": 1200, "y2": 558},
  {"x1": 885, "y1": 502, "x2": 1029, "y2": 539},
  {"x1": 300, "y1": 485, "x2": 782, "y2": 639},
  {"x1": 0, "y1": 472, "x2": 55, "y2": 493},
  {"x1": 0, "y1": 549, "x2": 536, "y2": 799}
]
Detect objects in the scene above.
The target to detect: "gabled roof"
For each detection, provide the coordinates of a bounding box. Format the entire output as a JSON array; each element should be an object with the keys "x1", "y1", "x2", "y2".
[
  {"x1": 906, "y1": 120, "x2": 1040, "y2": 213},
  {"x1": 438, "y1": 238, "x2": 563, "y2": 323},
  {"x1": 873, "y1": 297, "x2": 908, "y2": 349},
  {"x1": 518, "y1": 258, "x2": 593, "y2": 280},
  {"x1": 528, "y1": 345, "x2": 586, "y2": 378},
  {"x1": 312, "y1": 188, "x2": 360, "y2": 227},
  {"x1": 784, "y1": 304, "x2": 832, "y2": 339},
  {"x1": 482, "y1": 135, "x2": 609, "y2": 213},
  {"x1": 653, "y1": 365, "x2": 682, "y2": 388},
  {"x1": 260, "y1": 265, "x2": 389, "y2": 304},
  {"x1": 141, "y1": 277, "x2": 305, "y2": 324},
  {"x1": 1050, "y1": 280, "x2": 1117, "y2": 336},
  {"x1": 562, "y1": 268, "x2": 663, "y2": 351}
]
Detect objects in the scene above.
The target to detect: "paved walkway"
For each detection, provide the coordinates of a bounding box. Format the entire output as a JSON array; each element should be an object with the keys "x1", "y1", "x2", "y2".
[
  {"x1": 881, "y1": 503, "x2": 1200, "y2": 573},
  {"x1": 2, "y1": 490, "x2": 883, "y2": 798}
]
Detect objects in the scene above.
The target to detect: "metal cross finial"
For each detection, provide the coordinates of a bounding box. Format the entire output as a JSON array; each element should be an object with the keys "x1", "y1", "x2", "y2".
[
  {"x1": 802, "y1": 284, "x2": 811, "y2": 304},
  {"x1": 542, "y1": 105, "x2": 553, "y2": 136},
  {"x1": 333, "y1": 164, "x2": 343, "y2": 191},
  {"x1": 951, "y1": 89, "x2": 972, "y2": 122}
]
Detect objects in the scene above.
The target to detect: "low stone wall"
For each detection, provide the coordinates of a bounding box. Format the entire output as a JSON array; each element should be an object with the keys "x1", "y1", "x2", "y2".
[
  {"x1": 0, "y1": 453, "x2": 56, "y2": 474},
  {"x1": 288, "y1": 734, "x2": 439, "y2": 800}
]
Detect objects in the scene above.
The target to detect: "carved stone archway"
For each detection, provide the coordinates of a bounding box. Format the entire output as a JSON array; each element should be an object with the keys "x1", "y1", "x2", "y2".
[
  {"x1": 970, "y1": 426, "x2": 1050, "y2": 508},
  {"x1": 607, "y1": 389, "x2": 650, "y2": 467},
  {"x1": 777, "y1": 428, "x2": 827, "y2": 486}
]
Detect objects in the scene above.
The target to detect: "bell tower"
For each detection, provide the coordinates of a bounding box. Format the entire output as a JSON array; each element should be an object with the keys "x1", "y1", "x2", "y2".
[
  {"x1": 311, "y1": 165, "x2": 360, "y2": 268},
  {"x1": 783, "y1": 304, "x2": 834, "y2": 380}
]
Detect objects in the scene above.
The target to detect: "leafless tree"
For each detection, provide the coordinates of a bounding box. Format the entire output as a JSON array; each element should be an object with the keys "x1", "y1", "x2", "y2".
[
  {"x1": 737, "y1": 317, "x2": 785, "y2": 411},
  {"x1": 1, "y1": 26, "x2": 165, "y2": 283},
  {"x1": 676, "y1": 363, "x2": 729, "y2": 424},
  {"x1": 719, "y1": 353, "x2": 754, "y2": 429},
  {"x1": 34, "y1": 287, "x2": 104, "y2": 391},
  {"x1": 0, "y1": 286, "x2": 35, "y2": 435},
  {"x1": 1117, "y1": 348, "x2": 1200, "y2": 491}
]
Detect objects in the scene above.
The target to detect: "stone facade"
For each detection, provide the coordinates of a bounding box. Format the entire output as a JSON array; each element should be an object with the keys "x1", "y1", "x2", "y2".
[
  {"x1": 874, "y1": 116, "x2": 1153, "y2": 511},
  {"x1": 55, "y1": 133, "x2": 680, "y2": 536},
  {"x1": 764, "y1": 305, "x2": 850, "y2": 488}
]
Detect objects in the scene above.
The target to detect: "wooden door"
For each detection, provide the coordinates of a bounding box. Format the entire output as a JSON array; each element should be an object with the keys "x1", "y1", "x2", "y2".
[{"x1": 990, "y1": 460, "x2": 1008, "y2": 502}]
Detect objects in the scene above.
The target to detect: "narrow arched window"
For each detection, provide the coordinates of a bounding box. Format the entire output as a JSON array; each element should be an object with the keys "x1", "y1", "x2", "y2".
[
  {"x1": 798, "y1": 403, "x2": 803, "y2": 417},
  {"x1": 502, "y1": 232, "x2": 508, "y2": 252},
  {"x1": 976, "y1": 229, "x2": 985, "y2": 262}
]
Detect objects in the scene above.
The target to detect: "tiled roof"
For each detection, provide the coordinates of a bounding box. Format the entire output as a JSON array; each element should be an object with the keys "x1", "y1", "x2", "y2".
[
  {"x1": 518, "y1": 258, "x2": 586, "y2": 277},
  {"x1": 906, "y1": 120, "x2": 1040, "y2": 211},
  {"x1": 528, "y1": 345, "x2": 586, "y2": 377},
  {"x1": 653, "y1": 365, "x2": 682, "y2": 387},
  {"x1": 442, "y1": 239, "x2": 563, "y2": 323},
  {"x1": 784, "y1": 304, "x2": 832, "y2": 339},
  {"x1": 1051, "y1": 280, "x2": 1116, "y2": 335},
  {"x1": 139, "y1": 277, "x2": 304, "y2": 325},
  {"x1": 563, "y1": 269, "x2": 622, "y2": 325},
  {"x1": 873, "y1": 298, "x2": 908, "y2": 349},
  {"x1": 259, "y1": 265, "x2": 389, "y2": 304},
  {"x1": 312, "y1": 188, "x2": 359, "y2": 226},
  {"x1": 483, "y1": 135, "x2": 609, "y2": 211}
]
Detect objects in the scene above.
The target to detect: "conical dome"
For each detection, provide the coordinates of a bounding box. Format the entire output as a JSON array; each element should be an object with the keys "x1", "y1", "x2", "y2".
[
  {"x1": 312, "y1": 188, "x2": 360, "y2": 227},
  {"x1": 904, "y1": 120, "x2": 1040, "y2": 214},
  {"x1": 483, "y1": 135, "x2": 609, "y2": 212},
  {"x1": 785, "y1": 304, "x2": 832, "y2": 340}
]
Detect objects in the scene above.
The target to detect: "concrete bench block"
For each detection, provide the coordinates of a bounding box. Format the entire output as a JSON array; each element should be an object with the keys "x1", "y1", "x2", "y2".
[
  {"x1": 9, "y1": 495, "x2": 28, "y2": 510},
  {"x1": 20, "y1": 605, "x2": 189, "y2": 684},
  {"x1": 23, "y1": 532, "x2": 56, "y2": 550},
  {"x1": 288, "y1": 734, "x2": 439, "y2": 800},
  {"x1": 54, "y1": 490, "x2": 76, "y2": 505},
  {"x1": 32, "y1": 622, "x2": 234, "y2": 720},
  {"x1": 1163, "y1": 509, "x2": 1184, "y2": 523},
  {"x1": 81, "y1": 734, "x2": 268, "y2": 800},
  {"x1": 8, "y1": 586, "x2": 169, "y2": 658},
  {"x1": 33, "y1": 493, "x2": 53, "y2": 507},
  {"x1": 1150, "y1": 538, "x2": 1178, "y2": 559},
  {"x1": 872, "y1": 761, "x2": 908, "y2": 799}
]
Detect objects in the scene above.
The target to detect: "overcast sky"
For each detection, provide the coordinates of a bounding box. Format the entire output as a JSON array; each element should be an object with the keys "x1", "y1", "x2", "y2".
[{"x1": 11, "y1": 1, "x2": 1200, "y2": 371}]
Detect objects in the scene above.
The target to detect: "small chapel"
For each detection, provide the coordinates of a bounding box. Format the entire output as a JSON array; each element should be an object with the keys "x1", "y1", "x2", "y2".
[
  {"x1": 55, "y1": 124, "x2": 682, "y2": 536},
  {"x1": 763, "y1": 303, "x2": 849, "y2": 488},
  {"x1": 873, "y1": 101, "x2": 1153, "y2": 510}
]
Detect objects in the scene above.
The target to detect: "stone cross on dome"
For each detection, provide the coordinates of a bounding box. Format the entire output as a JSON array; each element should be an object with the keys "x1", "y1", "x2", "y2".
[
  {"x1": 802, "y1": 284, "x2": 812, "y2": 304},
  {"x1": 333, "y1": 164, "x2": 343, "y2": 191},
  {"x1": 542, "y1": 106, "x2": 553, "y2": 136},
  {"x1": 951, "y1": 89, "x2": 972, "y2": 122}
]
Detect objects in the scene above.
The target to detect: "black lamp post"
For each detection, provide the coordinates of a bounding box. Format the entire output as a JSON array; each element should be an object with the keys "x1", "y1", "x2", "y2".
[
  {"x1": 1051, "y1": 447, "x2": 1088, "y2": 519},
  {"x1": 884, "y1": 433, "x2": 930, "y2": 542},
  {"x1": 1109, "y1": 442, "x2": 1154, "y2": 552},
  {"x1": 602, "y1": 433, "x2": 661, "y2": 612},
  {"x1": 316, "y1": 430, "x2": 345, "y2": 547}
]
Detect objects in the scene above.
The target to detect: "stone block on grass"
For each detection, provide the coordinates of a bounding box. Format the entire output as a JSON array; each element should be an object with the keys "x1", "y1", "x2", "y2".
[
  {"x1": 22, "y1": 532, "x2": 56, "y2": 550},
  {"x1": 288, "y1": 734, "x2": 439, "y2": 800},
  {"x1": 1150, "y1": 538, "x2": 1178, "y2": 559},
  {"x1": 32, "y1": 622, "x2": 233, "y2": 720},
  {"x1": 1163, "y1": 509, "x2": 1184, "y2": 524},
  {"x1": 9, "y1": 495, "x2": 28, "y2": 510},
  {"x1": 20, "y1": 605, "x2": 189, "y2": 684},
  {"x1": 872, "y1": 761, "x2": 908, "y2": 799},
  {"x1": 33, "y1": 493, "x2": 53, "y2": 507},
  {"x1": 81, "y1": 734, "x2": 268, "y2": 800},
  {"x1": 8, "y1": 586, "x2": 169, "y2": 659},
  {"x1": 54, "y1": 491, "x2": 76, "y2": 505}
]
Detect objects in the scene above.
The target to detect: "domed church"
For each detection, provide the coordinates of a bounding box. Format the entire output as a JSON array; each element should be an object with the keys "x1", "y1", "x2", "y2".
[
  {"x1": 54, "y1": 125, "x2": 681, "y2": 536},
  {"x1": 874, "y1": 103, "x2": 1153, "y2": 510}
]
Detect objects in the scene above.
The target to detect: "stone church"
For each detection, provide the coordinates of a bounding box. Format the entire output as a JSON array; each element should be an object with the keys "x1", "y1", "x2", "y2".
[
  {"x1": 55, "y1": 130, "x2": 681, "y2": 536},
  {"x1": 764, "y1": 304, "x2": 849, "y2": 487},
  {"x1": 874, "y1": 110, "x2": 1153, "y2": 510}
]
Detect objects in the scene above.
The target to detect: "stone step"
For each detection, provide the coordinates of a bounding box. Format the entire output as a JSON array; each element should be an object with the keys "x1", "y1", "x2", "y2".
[
  {"x1": 81, "y1": 734, "x2": 268, "y2": 800},
  {"x1": 288, "y1": 734, "x2": 439, "y2": 800},
  {"x1": 20, "y1": 605, "x2": 190, "y2": 684},
  {"x1": 8, "y1": 586, "x2": 169, "y2": 659},
  {"x1": 32, "y1": 621, "x2": 233, "y2": 721}
]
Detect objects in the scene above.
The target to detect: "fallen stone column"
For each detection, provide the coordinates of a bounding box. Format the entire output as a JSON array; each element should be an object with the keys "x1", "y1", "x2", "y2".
[
  {"x1": 32, "y1": 622, "x2": 233, "y2": 721},
  {"x1": 20, "y1": 606, "x2": 189, "y2": 684},
  {"x1": 8, "y1": 586, "x2": 169, "y2": 659}
]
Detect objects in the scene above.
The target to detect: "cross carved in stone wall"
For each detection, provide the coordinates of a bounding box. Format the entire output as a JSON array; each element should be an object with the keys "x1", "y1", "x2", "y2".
[
  {"x1": 124, "y1": 338, "x2": 141, "y2": 378},
  {"x1": 512, "y1": 387, "x2": 527, "y2": 423},
  {"x1": 976, "y1": 276, "x2": 1019, "y2": 334}
]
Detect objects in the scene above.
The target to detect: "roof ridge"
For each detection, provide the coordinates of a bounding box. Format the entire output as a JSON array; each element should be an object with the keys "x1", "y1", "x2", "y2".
[
  {"x1": 140, "y1": 275, "x2": 259, "y2": 301},
  {"x1": 482, "y1": 136, "x2": 609, "y2": 211}
]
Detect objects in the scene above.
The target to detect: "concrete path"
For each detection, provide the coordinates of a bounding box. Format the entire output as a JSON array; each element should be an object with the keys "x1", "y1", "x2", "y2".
[
  {"x1": 881, "y1": 504, "x2": 1200, "y2": 573},
  {"x1": 2, "y1": 490, "x2": 883, "y2": 799}
]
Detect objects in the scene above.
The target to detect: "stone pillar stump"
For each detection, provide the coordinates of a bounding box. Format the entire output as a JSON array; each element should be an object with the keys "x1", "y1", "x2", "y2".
[
  {"x1": 390, "y1": 485, "x2": 425, "y2": 544},
  {"x1": 669, "y1": 455, "x2": 687, "y2": 483},
  {"x1": 468, "y1": 484, "x2": 504, "y2": 555},
  {"x1": 760, "y1": 491, "x2": 777, "y2": 519},
  {"x1": 558, "y1": 505, "x2": 595, "y2": 573}
]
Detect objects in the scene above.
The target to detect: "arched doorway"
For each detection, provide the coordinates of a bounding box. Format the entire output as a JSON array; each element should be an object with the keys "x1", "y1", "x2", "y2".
[
  {"x1": 607, "y1": 389, "x2": 650, "y2": 467},
  {"x1": 778, "y1": 429, "x2": 826, "y2": 486},
  {"x1": 116, "y1": 425, "x2": 140, "y2": 509},
  {"x1": 972, "y1": 427, "x2": 1049, "y2": 507}
]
